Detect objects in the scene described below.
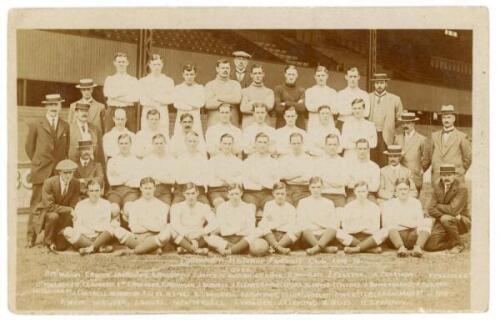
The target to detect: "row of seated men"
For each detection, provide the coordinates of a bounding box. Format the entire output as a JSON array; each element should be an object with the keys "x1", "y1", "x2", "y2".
[{"x1": 32, "y1": 155, "x2": 469, "y2": 257}]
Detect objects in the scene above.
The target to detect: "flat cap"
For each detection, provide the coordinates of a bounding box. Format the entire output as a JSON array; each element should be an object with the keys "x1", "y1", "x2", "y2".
[
  {"x1": 232, "y1": 51, "x2": 252, "y2": 59},
  {"x1": 55, "y1": 159, "x2": 78, "y2": 172}
]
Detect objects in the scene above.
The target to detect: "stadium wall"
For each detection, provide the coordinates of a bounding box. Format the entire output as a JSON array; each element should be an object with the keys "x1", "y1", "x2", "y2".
[{"x1": 17, "y1": 30, "x2": 472, "y2": 116}]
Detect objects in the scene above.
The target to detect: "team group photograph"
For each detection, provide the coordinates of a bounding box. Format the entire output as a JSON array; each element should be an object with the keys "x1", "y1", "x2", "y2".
[{"x1": 18, "y1": 29, "x2": 472, "y2": 261}]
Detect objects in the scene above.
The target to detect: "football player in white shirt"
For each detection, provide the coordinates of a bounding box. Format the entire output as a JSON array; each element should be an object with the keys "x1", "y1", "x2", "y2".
[
  {"x1": 170, "y1": 183, "x2": 219, "y2": 255},
  {"x1": 296, "y1": 177, "x2": 340, "y2": 255},
  {"x1": 336, "y1": 67, "x2": 371, "y2": 126},
  {"x1": 382, "y1": 178, "x2": 432, "y2": 258},
  {"x1": 207, "y1": 133, "x2": 244, "y2": 209},
  {"x1": 305, "y1": 65, "x2": 337, "y2": 130},
  {"x1": 338, "y1": 181, "x2": 388, "y2": 254},
  {"x1": 113, "y1": 177, "x2": 206, "y2": 255},
  {"x1": 204, "y1": 184, "x2": 258, "y2": 255},
  {"x1": 102, "y1": 108, "x2": 136, "y2": 159},
  {"x1": 240, "y1": 64, "x2": 275, "y2": 128},
  {"x1": 172, "y1": 131, "x2": 210, "y2": 205},
  {"x1": 258, "y1": 182, "x2": 301, "y2": 255},
  {"x1": 106, "y1": 133, "x2": 141, "y2": 221},
  {"x1": 341, "y1": 98, "x2": 377, "y2": 161},
  {"x1": 169, "y1": 113, "x2": 207, "y2": 157},
  {"x1": 278, "y1": 132, "x2": 313, "y2": 206},
  {"x1": 242, "y1": 102, "x2": 277, "y2": 155},
  {"x1": 63, "y1": 180, "x2": 117, "y2": 255},
  {"x1": 275, "y1": 107, "x2": 307, "y2": 156},
  {"x1": 346, "y1": 138, "x2": 380, "y2": 203},
  {"x1": 306, "y1": 105, "x2": 342, "y2": 157},
  {"x1": 140, "y1": 133, "x2": 176, "y2": 206},
  {"x1": 138, "y1": 54, "x2": 174, "y2": 132},
  {"x1": 134, "y1": 108, "x2": 170, "y2": 158},
  {"x1": 205, "y1": 103, "x2": 243, "y2": 157},
  {"x1": 314, "y1": 134, "x2": 348, "y2": 207},
  {"x1": 242, "y1": 132, "x2": 280, "y2": 222}
]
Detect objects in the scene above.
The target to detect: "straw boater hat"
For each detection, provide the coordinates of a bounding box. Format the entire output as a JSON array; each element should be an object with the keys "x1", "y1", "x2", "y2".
[
  {"x1": 42, "y1": 93, "x2": 65, "y2": 104},
  {"x1": 439, "y1": 105, "x2": 458, "y2": 115},
  {"x1": 75, "y1": 78, "x2": 98, "y2": 89},
  {"x1": 439, "y1": 163, "x2": 457, "y2": 174},
  {"x1": 370, "y1": 73, "x2": 391, "y2": 81},
  {"x1": 55, "y1": 159, "x2": 78, "y2": 172},
  {"x1": 398, "y1": 111, "x2": 420, "y2": 122},
  {"x1": 75, "y1": 103, "x2": 91, "y2": 111},
  {"x1": 383, "y1": 145, "x2": 404, "y2": 156},
  {"x1": 77, "y1": 140, "x2": 94, "y2": 150},
  {"x1": 232, "y1": 51, "x2": 252, "y2": 59}
]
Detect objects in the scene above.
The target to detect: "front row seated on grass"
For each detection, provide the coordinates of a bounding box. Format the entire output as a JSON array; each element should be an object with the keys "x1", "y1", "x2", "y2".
[{"x1": 61, "y1": 169, "x2": 469, "y2": 257}]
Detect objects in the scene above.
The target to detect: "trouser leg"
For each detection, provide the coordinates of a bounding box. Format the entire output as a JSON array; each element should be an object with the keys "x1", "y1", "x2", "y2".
[
  {"x1": 424, "y1": 222, "x2": 451, "y2": 251},
  {"x1": 439, "y1": 215, "x2": 462, "y2": 247}
]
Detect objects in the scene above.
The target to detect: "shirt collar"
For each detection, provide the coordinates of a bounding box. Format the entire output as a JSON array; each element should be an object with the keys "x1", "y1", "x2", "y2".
[
  {"x1": 442, "y1": 126, "x2": 455, "y2": 134},
  {"x1": 405, "y1": 129, "x2": 415, "y2": 138},
  {"x1": 80, "y1": 158, "x2": 89, "y2": 166},
  {"x1": 374, "y1": 90, "x2": 387, "y2": 97},
  {"x1": 46, "y1": 114, "x2": 58, "y2": 124}
]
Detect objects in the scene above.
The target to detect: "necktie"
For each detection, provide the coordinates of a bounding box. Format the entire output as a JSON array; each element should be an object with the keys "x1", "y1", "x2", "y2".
[
  {"x1": 51, "y1": 117, "x2": 56, "y2": 131},
  {"x1": 444, "y1": 184, "x2": 450, "y2": 196},
  {"x1": 82, "y1": 124, "x2": 87, "y2": 133},
  {"x1": 62, "y1": 183, "x2": 68, "y2": 196}
]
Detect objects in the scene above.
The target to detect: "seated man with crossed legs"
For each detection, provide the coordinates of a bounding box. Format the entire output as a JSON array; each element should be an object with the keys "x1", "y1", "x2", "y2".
[
  {"x1": 296, "y1": 177, "x2": 340, "y2": 255},
  {"x1": 338, "y1": 181, "x2": 388, "y2": 254},
  {"x1": 64, "y1": 180, "x2": 118, "y2": 255},
  {"x1": 258, "y1": 182, "x2": 302, "y2": 255}
]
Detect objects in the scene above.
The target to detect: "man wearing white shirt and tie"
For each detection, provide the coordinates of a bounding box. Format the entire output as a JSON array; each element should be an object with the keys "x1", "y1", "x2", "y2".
[
  {"x1": 305, "y1": 65, "x2": 337, "y2": 130},
  {"x1": 242, "y1": 132, "x2": 280, "y2": 222},
  {"x1": 275, "y1": 107, "x2": 307, "y2": 156},
  {"x1": 133, "y1": 109, "x2": 170, "y2": 159},
  {"x1": 140, "y1": 133, "x2": 176, "y2": 206},
  {"x1": 106, "y1": 133, "x2": 141, "y2": 223},
  {"x1": 240, "y1": 64, "x2": 275, "y2": 128},
  {"x1": 205, "y1": 103, "x2": 243, "y2": 157},
  {"x1": 336, "y1": 67, "x2": 370, "y2": 128},
  {"x1": 341, "y1": 98, "x2": 377, "y2": 161},
  {"x1": 207, "y1": 133, "x2": 244, "y2": 209},
  {"x1": 172, "y1": 131, "x2": 210, "y2": 205},
  {"x1": 103, "y1": 52, "x2": 140, "y2": 133},
  {"x1": 102, "y1": 108, "x2": 136, "y2": 160},
  {"x1": 278, "y1": 132, "x2": 313, "y2": 206},
  {"x1": 314, "y1": 134, "x2": 348, "y2": 207},
  {"x1": 172, "y1": 63, "x2": 205, "y2": 137},
  {"x1": 139, "y1": 54, "x2": 174, "y2": 132},
  {"x1": 306, "y1": 105, "x2": 342, "y2": 157},
  {"x1": 242, "y1": 102, "x2": 276, "y2": 155}
]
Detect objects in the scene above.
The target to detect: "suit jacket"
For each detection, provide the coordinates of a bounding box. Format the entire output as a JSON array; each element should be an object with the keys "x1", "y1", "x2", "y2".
[
  {"x1": 68, "y1": 99, "x2": 105, "y2": 134},
  {"x1": 430, "y1": 129, "x2": 472, "y2": 184},
  {"x1": 230, "y1": 69, "x2": 252, "y2": 89},
  {"x1": 25, "y1": 117, "x2": 70, "y2": 185},
  {"x1": 428, "y1": 179, "x2": 470, "y2": 219},
  {"x1": 32, "y1": 176, "x2": 80, "y2": 234},
  {"x1": 73, "y1": 160, "x2": 105, "y2": 196},
  {"x1": 368, "y1": 91, "x2": 403, "y2": 146},
  {"x1": 394, "y1": 131, "x2": 431, "y2": 189},
  {"x1": 378, "y1": 165, "x2": 418, "y2": 200},
  {"x1": 68, "y1": 121, "x2": 104, "y2": 164}
]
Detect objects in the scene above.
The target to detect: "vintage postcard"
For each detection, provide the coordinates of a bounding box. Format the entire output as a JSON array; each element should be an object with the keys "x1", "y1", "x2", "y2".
[{"x1": 7, "y1": 7, "x2": 489, "y2": 313}]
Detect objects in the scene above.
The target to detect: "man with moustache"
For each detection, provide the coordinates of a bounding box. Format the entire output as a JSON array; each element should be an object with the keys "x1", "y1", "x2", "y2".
[
  {"x1": 169, "y1": 113, "x2": 207, "y2": 157},
  {"x1": 73, "y1": 140, "x2": 105, "y2": 200},
  {"x1": 273, "y1": 65, "x2": 307, "y2": 129},
  {"x1": 240, "y1": 64, "x2": 275, "y2": 128},
  {"x1": 394, "y1": 112, "x2": 431, "y2": 194},
  {"x1": 368, "y1": 73, "x2": 404, "y2": 167},
  {"x1": 430, "y1": 105, "x2": 472, "y2": 185},
  {"x1": 230, "y1": 51, "x2": 253, "y2": 88},
  {"x1": 25, "y1": 93, "x2": 70, "y2": 246},
  {"x1": 138, "y1": 54, "x2": 175, "y2": 131},
  {"x1": 205, "y1": 59, "x2": 242, "y2": 127},
  {"x1": 68, "y1": 79, "x2": 105, "y2": 134},
  {"x1": 68, "y1": 103, "x2": 104, "y2": 164},
  {"x1": 103, "y1": 52, "x2": 139, "y2": 133},
  {"x1": 425, "y1": 164, "x2": 471, "y2": 254}
]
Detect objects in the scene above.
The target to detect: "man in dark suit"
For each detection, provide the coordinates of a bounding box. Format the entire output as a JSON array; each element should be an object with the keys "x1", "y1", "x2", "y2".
[
  {"x1": 230, "y1": 51, "x2": 252, "y2": 88},
  {"x1": 68, "y1": 102, "x2": 104, "y2": 164},
  {"x1": 25, "y1": 93, "x2": 70, "y2": 246},
  {"x1": 430, "y1": 105, "x2": 472, "y2": 185},
  {"x1": 73, "y1": 140, "x2": 105, "y2": 200},
  {"x1": 425, "y1": 164, "x2": 471, "y2": 253},
  {"x1": 31, "y1": 160, "x2": 81, "y2": 251},
  {"x1": 68, "y1": 78, "x2": 105, "y2": 134}
]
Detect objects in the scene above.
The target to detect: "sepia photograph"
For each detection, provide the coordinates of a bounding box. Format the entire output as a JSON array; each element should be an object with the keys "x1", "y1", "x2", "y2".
[{"x1": 7, "y1": 7, "x2": 489, "y2": 313}]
